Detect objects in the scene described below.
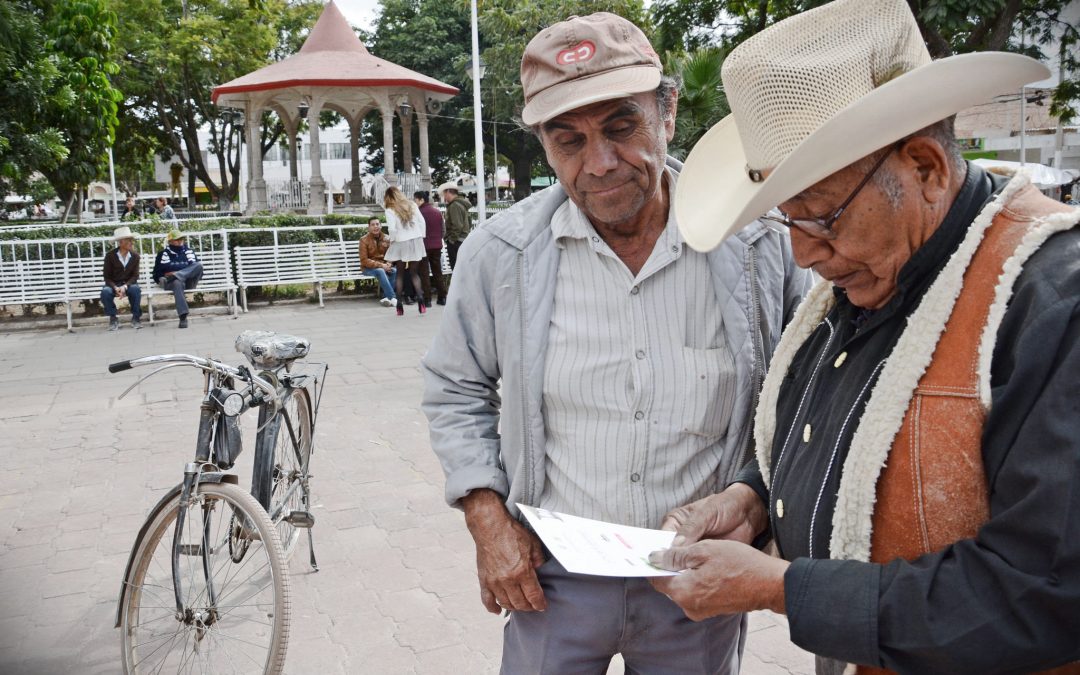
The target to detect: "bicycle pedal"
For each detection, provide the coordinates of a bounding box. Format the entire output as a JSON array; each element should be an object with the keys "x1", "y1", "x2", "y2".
[{"x1": 283, "y1": 510, "x2": 315, "y2": 528}]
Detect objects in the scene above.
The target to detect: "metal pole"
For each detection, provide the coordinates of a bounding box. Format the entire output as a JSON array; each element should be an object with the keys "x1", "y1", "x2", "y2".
[
  {"x1": 1019, "y1": 86, "x2": 1026, "y2": 167},
  {"x1": 108, "y1": 146, "x2": 119, "y2": 217},
  {"x1": 493, "y1": 91, "x2": 499, "y2": 202},
  {"x1": 469, "y1": 0, "x2": 486, "y2": 225}
]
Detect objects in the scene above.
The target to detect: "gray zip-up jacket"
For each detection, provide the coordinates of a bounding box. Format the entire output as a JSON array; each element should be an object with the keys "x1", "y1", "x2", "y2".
[{"x1": 421, "y1": 158, "x2": 812, "y2": 516}]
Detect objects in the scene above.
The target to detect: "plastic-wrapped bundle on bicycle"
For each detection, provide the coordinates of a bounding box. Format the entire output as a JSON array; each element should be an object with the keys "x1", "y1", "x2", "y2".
[{"x1": 109, "y1": 332, "x2": 327, "y2": 674}]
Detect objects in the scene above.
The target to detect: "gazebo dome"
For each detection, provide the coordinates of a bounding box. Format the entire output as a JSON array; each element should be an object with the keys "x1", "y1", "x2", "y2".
[
  {"x1": 212, "y1": 1, "x2": 457, "y2": 104},
  {"x1": 210, "y1": 1, "x2": 459, "y2": 215}
]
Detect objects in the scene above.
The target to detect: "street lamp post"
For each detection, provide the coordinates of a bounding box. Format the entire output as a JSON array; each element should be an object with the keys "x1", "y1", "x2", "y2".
[{"x1": 468, "y1": 0, "x2": 486, "y2": 224}]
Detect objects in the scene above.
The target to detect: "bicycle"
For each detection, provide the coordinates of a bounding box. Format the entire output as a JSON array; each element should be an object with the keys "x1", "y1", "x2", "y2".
[{"x1": 110, "y1": 330, "x2": 326, "y2": 674}]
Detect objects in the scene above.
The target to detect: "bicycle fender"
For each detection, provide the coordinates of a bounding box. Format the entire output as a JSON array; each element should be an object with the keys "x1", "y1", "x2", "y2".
[{"x1": 114, "y1": 473, "x2": 234, "y2": 628}]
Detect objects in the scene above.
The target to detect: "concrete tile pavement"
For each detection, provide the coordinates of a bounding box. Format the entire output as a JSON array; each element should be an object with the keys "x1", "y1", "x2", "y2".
[{"x1": 0, "y1": 300, "x2": 813, "y2": 674}]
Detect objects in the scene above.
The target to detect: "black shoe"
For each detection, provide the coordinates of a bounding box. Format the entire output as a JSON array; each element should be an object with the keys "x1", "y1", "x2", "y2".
[
  {"x1": 131, "y1": 318, "x2": 142, "y2": 330},
  {"x1": 403, "y1": 297, "x2": 416, "y2": 305},
  {"x1": 108, "y1": 317, "x2": 119, "y2": 331},
  {"x1": 178, "y1": 315, "x2": 188, "y2": 329},
  {"x1": 436, "y1": 298, "x2": 446, "y2": 306}
]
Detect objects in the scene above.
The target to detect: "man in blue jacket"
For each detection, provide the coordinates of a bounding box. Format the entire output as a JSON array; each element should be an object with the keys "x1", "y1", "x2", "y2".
[{"x1": 153, "y1": 229, "x2": 203, "y2": 328}]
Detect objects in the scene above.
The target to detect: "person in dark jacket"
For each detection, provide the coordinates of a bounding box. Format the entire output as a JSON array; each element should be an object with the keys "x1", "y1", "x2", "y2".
[
  {"x1": 438, "y1": 183, "x2": 472, "y2": 271},
  {"x1": 152, "y1": 228, "x2": 203, "y2": 328},
  {"x1": 101, "y1": 226, "x2": 142, "y2": 330},
  {"x1": 414, "y1": 191, "x2": 446, "y2": 306},
  {"x1": 648, "y1": 1, "x2": 1080, "y2": 673}
]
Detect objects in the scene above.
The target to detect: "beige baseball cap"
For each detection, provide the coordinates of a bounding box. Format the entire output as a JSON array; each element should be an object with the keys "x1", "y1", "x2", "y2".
[{"x1": 520, "y1": 12, "x2": 661, "y2": 126}]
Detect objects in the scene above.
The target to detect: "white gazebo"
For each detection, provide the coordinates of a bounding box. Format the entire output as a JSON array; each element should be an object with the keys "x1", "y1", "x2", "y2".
[{"x1": 211, "y1": 1, "x2": 458, "y2": 214}]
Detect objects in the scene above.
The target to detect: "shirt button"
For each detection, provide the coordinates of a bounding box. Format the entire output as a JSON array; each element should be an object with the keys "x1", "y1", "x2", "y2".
[
  {"x1": 635, "y1": 349, "x2": 646, "y2": 359},
  {"x1": 634, "y1": 410, "x2": 645, "y2": 420},
  {"x1": 776, "y1": 498, "x2": 785, "y2": 519},
  {"x1": 591, "y1": 236, "x2": 599, "y2": 243},
  {"x1": 630, "y1": 286, "x2": 640, "y2": 295},
  {"x1": 803, "y1": 424, "x2": 812, "y2": 443},
  {"x1": 834, "y1": 352, "x2": 848, "y2": 368},
  {"x1": 630, "y1": 472, "x2": 641, "y2": 482},
  {"x1": 670, "y1": 245, "x2": 679, "y2": 253}
]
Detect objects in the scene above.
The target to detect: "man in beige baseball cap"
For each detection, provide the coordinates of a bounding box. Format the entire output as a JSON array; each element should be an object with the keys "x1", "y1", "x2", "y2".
[
  {"x1": 421, "y1": 11, "x2": 810, "y2": 673},
  {"x1": 648, "y1": 0, "x2": 1080, "y2": 672}
]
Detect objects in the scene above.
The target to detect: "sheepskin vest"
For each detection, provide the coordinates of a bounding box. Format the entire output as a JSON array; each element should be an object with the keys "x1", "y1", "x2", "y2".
[{"x1": 754, "y1": 173, "x2": 1080, "y2": 675}]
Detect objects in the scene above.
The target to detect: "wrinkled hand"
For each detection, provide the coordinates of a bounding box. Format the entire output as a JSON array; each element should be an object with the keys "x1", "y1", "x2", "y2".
[
  {"x1": 116, "y1": 286, "x2": 127, "y2": 299},
  {"x1": 649, "y1": 539, "x2": 788, "y2": 620},
  {"x1": 659, "y1": 482, "x2": 769, "y2": 548},
  {"x1": 463, "y1": 489, "x2": 547, "y2": 614}
]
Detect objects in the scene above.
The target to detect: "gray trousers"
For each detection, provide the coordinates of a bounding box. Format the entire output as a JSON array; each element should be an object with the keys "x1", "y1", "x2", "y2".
[
  {"x1": 501, "y1": 558, "x2": 744, "y2": 674},
  {"x1": 158, "y1": 261, "x2": 203, "y2": 316}
]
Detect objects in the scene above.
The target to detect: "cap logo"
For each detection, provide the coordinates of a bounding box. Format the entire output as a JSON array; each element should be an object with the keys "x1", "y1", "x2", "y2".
[{"x1": 556, "y1": 40, "x2": 596, "y2": 66}]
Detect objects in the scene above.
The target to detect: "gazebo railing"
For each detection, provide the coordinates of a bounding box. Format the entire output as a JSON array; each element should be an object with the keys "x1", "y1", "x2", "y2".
[{"x1": 267, "y1": 178, "x2": 308, "y2": 210}]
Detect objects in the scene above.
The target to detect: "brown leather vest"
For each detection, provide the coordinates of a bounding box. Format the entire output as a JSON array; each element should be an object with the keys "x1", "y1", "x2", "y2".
[{"x1": 857, "y1": 186, "x2": 1079, "y2": 675}]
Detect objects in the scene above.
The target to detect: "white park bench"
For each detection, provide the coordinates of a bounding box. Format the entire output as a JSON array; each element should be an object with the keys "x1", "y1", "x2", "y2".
[{"x1": 233, "y1": 240, "x2": 365, "y2": 311}]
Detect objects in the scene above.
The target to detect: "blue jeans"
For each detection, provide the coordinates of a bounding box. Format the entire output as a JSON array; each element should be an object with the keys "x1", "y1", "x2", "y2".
[
  {"x1": 361, "y1": 266, "x2": 396, "y2": 301},
  {"x1": 158, "y1": 261, "x2": 204, "y2": 316},
  {"x1": 101, "y1": 284, "x2": 142, "y2": 319}
]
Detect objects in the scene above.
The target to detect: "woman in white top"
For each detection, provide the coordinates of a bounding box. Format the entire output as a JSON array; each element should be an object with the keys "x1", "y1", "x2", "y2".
[{"x1": 383, "y1": 185, "x2": 428, "y2": 315}]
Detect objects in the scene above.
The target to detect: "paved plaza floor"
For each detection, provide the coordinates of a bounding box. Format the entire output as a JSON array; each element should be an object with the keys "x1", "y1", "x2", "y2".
[{"x1": 0, "y1": 300, "x2": 813, "y2": 674}]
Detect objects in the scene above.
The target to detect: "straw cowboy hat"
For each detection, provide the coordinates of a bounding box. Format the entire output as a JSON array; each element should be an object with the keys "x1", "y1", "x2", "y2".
[
  {"x1": 674, "y1": 0, "x2": 1050, "y2": 252},
  {"x1": 113, "y1": 226, "x2": 135, "y2": 240}
]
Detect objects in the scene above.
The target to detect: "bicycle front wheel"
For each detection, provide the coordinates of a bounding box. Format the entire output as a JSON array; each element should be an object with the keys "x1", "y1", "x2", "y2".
[
  {"x1": 120, "y1": 481, "x2": 290, "y2": 674},
  {"x1": 269, "y1": 388, "x2": 313, "y2": 559}
]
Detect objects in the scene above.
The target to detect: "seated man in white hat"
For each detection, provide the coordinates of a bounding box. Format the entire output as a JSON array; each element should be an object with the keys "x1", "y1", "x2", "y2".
[
  {"x1": 421, "y1": 11, "x2": 811, "y2": 673},
  {"x1": 649, "y1": 0, "x2": 1080, "y2": 673},
  {"x1": 101, "y1": 226, "x2": 143, "y2": 330}
]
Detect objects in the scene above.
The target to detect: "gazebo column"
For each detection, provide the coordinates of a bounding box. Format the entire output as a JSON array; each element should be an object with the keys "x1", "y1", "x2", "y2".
[
  {"x1": 417, "y1": 110, "x2": 431, "y2": 191},
  {"x1": 348, "y1": 115, "x2": 364, "y2": 205},
  {"x1": 286, "y1": 121, "x2": 299, "y2": 180},
  {"x1": 307, "y1": 98, "x2": 326, "y2": 215},
  {"x1": 381, "y1": 106, "x2": 397, "y2": 186},
  {"x1": 245, "y1": 103, "x2": 267, "y2": 213},
  {"x1": 400, "y1": 109, "x2": 414, "y2": 174}
]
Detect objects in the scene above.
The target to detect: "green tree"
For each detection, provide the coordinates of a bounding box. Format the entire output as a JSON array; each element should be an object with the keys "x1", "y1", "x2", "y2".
[
  {"x1": 0, "y1": 0, "x2": 68, "y2": 198},
  {"x1": 109, "y1": 0, "x2": 323, "y2": 209},
  {"x1": 666, "y1": 46, "x2": 729, "y2": 159},
  {"x1": 38, "y1": 0, "x2": 123, "y2": 221}
]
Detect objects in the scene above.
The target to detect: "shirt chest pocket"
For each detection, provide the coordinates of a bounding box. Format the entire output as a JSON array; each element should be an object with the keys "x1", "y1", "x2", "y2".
[{"x1": 678, "y1": 345, "x2": 737, "y2": 439}]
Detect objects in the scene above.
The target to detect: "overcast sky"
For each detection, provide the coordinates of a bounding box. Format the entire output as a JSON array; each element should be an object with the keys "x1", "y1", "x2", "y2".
[{"x1": 334, "y1": 0, "x2": 382, "y2": 31}]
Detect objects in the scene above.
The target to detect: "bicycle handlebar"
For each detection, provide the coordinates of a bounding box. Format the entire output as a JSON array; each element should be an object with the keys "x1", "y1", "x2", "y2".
[{"x1": 109, "y1": 354, "x2": 278, "y2": 401}]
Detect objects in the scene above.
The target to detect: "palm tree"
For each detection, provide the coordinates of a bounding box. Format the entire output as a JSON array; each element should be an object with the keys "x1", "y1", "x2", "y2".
[{"x1": 669, "y1": 47, "x2": 730, "y2": 160}]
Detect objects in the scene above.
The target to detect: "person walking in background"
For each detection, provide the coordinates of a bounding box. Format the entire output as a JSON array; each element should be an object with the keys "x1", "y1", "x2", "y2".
[
  {"x1": 438, "y1": 183, "x2": 471, "y2": 271},
  {"x1": 152, "y1": 229, "x2": 203, "y2": 328},
  {"x1": 101, "y1": 226, "x2": 142, "y2": 331},
  {"x1": 383, "y1": 186, "x2": 427, "y2": 316},
  {"x1": 359, "y1": 217, "x2": 398, "y2": 307},
  {"x1": 414, "y1": 191, "x2": 447, "y2": 306}
]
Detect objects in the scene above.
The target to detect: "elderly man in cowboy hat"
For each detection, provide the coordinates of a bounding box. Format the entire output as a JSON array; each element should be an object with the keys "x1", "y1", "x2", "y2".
[
  {"x1": 648, "y1": 0, "x2": 1080, "y2": 673},
  {"x1": 422, "y1": 11, "x2": 811, "y2": 673},
  {"x1": 101, "y1": 225, "x2": 143, "y2": 330}
]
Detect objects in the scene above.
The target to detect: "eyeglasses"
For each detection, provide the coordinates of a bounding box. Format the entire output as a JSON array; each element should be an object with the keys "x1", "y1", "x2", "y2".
[{"x1": 761, "y1": 144, "x2": 898, "y2": 240}]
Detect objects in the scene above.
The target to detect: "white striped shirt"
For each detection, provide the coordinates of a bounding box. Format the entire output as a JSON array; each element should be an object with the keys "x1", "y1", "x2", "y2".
[{"x1": 539, "y1": 172, "x2": 737, "y2": 529}]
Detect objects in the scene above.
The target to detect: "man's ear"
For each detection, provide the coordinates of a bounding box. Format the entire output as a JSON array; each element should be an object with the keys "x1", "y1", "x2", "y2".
[
  {"x1": 898, "y1": 136, "x2": 952, "y2": 205},
  {"x1": 664, "y1": 90, "x2": 678, "y2": 143}
]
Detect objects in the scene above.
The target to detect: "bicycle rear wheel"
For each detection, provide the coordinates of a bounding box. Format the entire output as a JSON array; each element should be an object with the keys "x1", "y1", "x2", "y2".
[
  {"x1": 120, "y1": 481, "x2": 290, "y2": 674},
  {"x1": 269, "y1": 388, "x2": 313, "y2": 559}
]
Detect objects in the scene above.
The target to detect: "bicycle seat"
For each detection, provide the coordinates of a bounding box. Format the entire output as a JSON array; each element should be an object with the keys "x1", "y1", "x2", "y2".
[{"x1": 235, "y1": 331, "x2": 311, "y2": 369}]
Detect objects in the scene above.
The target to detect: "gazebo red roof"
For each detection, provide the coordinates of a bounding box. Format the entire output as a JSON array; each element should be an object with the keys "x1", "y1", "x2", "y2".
[{"x1": 211, "y1": 1, "x2": 458, "y2": 103}]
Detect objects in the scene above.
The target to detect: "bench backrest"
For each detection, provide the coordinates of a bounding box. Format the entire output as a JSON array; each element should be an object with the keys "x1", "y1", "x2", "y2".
[{"x1": 234, "y1": 241, "x2": 356, "y2": 287}]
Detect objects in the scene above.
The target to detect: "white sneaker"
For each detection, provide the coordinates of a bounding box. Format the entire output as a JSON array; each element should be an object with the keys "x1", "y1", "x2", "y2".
[{"x1": 379, "y1": 297, "x2": 392, "y2": 307}]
